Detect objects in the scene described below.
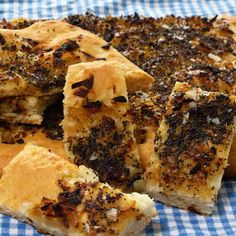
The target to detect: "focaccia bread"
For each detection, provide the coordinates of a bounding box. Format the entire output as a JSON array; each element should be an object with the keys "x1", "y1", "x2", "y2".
[
  {"x1": 0, "y1": 19, "x2": 153, "y2": 124},
  {"x1": 1, "y1": 15, "x2": 236, "y2": 177},
  {"x1": 67, "y1": 14, "x2": 236, "y2": 178},
  {"x1": 63, "y1": 61, "x2": 152, "y2": 189},
  {"x1": 141, "y1": 82, "x2": 236, "y2": 215},
  {"x1": 0, "y1": 143, "x2": 156, "y2": 236},
  {"x1": 168, "y1": 65, "x2": 236, "y2": 177}
]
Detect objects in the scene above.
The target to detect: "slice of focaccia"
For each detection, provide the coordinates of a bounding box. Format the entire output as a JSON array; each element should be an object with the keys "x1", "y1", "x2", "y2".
[
  {"x1": 0, "y1": 143, "x2": 156, "y2": 236},
  {"x1": 169, "y1": 65, "x2": 236, "y2": 178},
  {"x1": 143, "y1": 82, "x2": 236, "y2": 214},
  {"x1": 0, "y1": 20, "x2": 153, "y2": 124},
  {"x1": 63, "y1": 61, "x2": 150, "y2": 189}
]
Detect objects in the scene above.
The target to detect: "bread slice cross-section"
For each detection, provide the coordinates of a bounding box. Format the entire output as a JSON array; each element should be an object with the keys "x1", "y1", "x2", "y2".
[
  {"x1": 0, "y1": 143, "x2": 156, "y2": 235},
  {"x1": 142, "y1": 82, "x2": 236, "y2": 214}
]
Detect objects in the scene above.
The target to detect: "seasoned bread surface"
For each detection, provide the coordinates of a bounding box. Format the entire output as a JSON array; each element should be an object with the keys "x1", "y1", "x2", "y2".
[
  {"x1": 0, "y1": 143, "x2": 156, "y2": 236},
  {"x1": 0, "y1": 19, "x2": 153, "y2": 125},
  {"x1": 63, "y1": 61, "x2": 151, "y2": 189},
  {"x1": 142, "y1": 82, "x2": 236, "y2": 215},
  {"x1": 0, "y1": 20, "x2": 153, "y2": 99}
]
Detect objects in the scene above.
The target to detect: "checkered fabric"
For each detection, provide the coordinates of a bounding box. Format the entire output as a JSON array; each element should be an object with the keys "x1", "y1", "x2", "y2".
[
  {"x1": 0, "y1": 0, "x2": 235, "y2": 19},
  {"x1": 0, "y1": 0, "x2": 236, "y2": 235}
]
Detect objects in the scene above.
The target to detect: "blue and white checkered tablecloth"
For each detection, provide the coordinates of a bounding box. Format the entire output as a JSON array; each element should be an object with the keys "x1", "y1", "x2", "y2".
[
  {"x1": 0, "y1": 0, "x2": 236, "y2": 235},
  {"x1": 0, "y1": 0, "x2": 236, "y2": 19}
]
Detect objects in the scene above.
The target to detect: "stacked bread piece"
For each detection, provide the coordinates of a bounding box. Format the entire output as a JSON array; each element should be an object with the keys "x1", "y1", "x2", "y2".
[
  {"x1": 63, "y1": 61, "x2": 143, "y2": 190},
  {"x1": 0, "y1": 20, "x2": 152, "y2": 125}
]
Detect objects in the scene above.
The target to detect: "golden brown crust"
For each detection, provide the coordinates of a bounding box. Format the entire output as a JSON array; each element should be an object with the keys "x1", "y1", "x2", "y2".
[
  {"x1": 0, "y1": 129, "x2": 66, "y2": 177},
  {"x1": 0, "y1": 143, "x2": 156, "y2": 235}
]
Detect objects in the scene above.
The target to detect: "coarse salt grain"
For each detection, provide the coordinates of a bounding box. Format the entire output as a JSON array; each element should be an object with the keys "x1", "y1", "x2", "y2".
[{"x1": 208, "y1": 53, "x2": 222, "y2": 62}]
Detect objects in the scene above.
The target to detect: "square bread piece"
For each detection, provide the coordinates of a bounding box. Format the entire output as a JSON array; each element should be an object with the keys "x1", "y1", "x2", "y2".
[
  {"x1": 63, "y1": 61, "x2": 151, "y2": 189},
  {"x1": 143, "y1": 82, "x2": 236, "y2": 215},
  {"x1": 0, "y1": 143, "x2": 157, "y2": 236},
  {"x1": 0, "y1": 20, "x2": 153, "y2": 124}
]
